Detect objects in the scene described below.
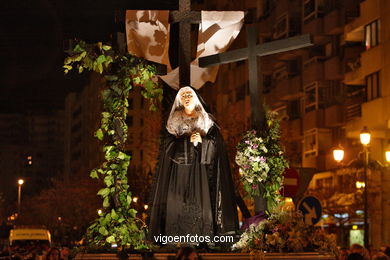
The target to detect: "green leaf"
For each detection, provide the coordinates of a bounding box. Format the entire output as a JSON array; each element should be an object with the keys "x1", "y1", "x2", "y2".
[
  {"x1": 102, "y1": 112, "x2": 111, "y2": 119},
  {"x1": 98, "y1": 227, "x2": 109, "y2": 236},
  {"x1": 103, "y1": 197, "x2": 109, "y2": 208},
  {"x1": 95, "y1": 128, "x2": 104, "y2": 140},
  {"x1": 117, "y1": 152, "x2": 126, "y2": 160},
  {"x1": 97, "y1": 63, "x2": 103, "y2": 74},
  {"x1": 104, "y1": 176, "x2": 113, "y2": 187},
  {"x1": 90, "y1": 169, "x2": 99, "y2": 179},
  {"x1": 106, "y1": 235, "x2": 116, "y2": 243},
  {"x1": 102, "y1": 45, "x2": 112, "y2": 51},
  {"x1": 111, "y1": 209, "x2": 119, "y2": 220},
  {"x1": 97, "y1": 55, "x2": 106, "y2": 64},
  {"x1": 129, "y1": 209, "x2": 137, "y2": 218},
  {"x1": 97, "y1": 188, "x2": 110, "y2": 197}
]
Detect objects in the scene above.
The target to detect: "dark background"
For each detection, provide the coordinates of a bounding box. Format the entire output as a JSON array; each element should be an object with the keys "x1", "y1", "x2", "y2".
[{"x1": 0, "y1": 0, "x2": 180, "y2": 113}]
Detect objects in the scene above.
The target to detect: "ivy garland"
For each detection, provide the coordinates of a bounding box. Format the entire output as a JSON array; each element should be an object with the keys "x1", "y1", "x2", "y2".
[
  {"x1": 235, "y1": 109, "x2": 288, "y2": 211},
  {"x1": 64, "y1": 41, "x2": 163, "y2": 249}
]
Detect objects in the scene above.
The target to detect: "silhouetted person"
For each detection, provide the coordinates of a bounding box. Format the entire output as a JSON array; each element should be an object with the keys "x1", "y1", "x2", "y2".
[
  {"x1": 346, "y1": 253, "x2": 364, "y2": 260},
  {"x1": 175, "y1": 247, "x2": 198, "y2": 260}
]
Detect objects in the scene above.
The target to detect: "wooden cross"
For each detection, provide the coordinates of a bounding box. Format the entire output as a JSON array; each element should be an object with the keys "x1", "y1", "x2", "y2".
[
  {"x1": 199, "y1": 25, "x2": 312, "y2": 213},
  {"x1": 169, "y1": 0, "x2": 201, "y2": 87},
  {"x1": 199, "y1": 25, "x2": 312, "y2": 130}
]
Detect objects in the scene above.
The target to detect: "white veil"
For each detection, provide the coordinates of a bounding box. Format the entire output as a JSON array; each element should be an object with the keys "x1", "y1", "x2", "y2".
[{"x1": 166, "y1": 86, "x2": 214, "y2": 136}]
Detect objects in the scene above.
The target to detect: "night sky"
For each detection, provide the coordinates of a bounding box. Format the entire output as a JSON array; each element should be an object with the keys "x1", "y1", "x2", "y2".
[
  {"x1": 0, "y1": 0, "x2": 179, "y2": 207},
  {"x1": 0, "y1": 0, "x2": 180, "y2": 113}
]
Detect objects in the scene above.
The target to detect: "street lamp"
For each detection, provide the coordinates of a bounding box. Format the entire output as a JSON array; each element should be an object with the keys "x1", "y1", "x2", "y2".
[
  {"x1": 333, "y1": 145, "x2": 345, "y2": 163},
  {"x1": 17, "y1": 179, "x2": 24, "y2": 215},
  {"x1": 360, "y1": 126, "x2": 371, "y2": 248},
  {"x1": 332, "y1": 127, "x2": 372, "y2": 247},
  {"x1": 386, "y1": 146, "x2": 390, "y2": 163}
]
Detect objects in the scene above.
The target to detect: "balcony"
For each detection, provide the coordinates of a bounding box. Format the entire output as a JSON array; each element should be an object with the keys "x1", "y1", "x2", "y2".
[
  {"x1": 323, "y1": 9, "x2": 344, "y2": 35},
  {"x1": 273, "y1": 75, "x2": 302, "y2": 101},
  {"x1": 325, "y1": 104, "x2": 344, "y2": 127},
  {"x1": 361, "y1": 44, "x2": 383, "y2": 75},
  {"x1": 303, "y1": 110, "x2": 325, "y2": 131},
  {"x1": 302, "y1": 15, "x2": 323, "y2": 35},
  {"x1": 345, "y1": 0, "x2": 380, "y2": 41},
  {"x1": 302, "y1": 57, "x2": 325, "y2": 85},
  {"x1": 324, "y1": 56, "x2": 342, "y2": 80},
  {"x1": 344, "y1": 56, "x2": 364, "y2": 85}
]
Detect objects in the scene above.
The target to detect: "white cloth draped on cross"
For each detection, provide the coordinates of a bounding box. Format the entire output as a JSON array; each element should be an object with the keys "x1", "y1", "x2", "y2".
[{"x1": 125, "y1": 10, "x2": 244, "y2": 89}]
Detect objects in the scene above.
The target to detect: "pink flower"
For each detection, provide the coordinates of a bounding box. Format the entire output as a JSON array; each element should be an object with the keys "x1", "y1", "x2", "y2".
[
  {"x1": 252, "y1": 185, "x2": 258, "y2": 190},
  {"x1": 259, "y1": 156, "x2": 266, "y2": 162},
  {"x1": 252, "y1": 130, "x2": 257, "y2": 135},
  {"x1": 245, "y1": 140, "x2": 251, "y2": 144},
  {"x1": 252, "y1": 144, "x2": 258, "y2": 149},
  {"x1": 244, "y1": 165, "x2": 251, "y2": 169}
]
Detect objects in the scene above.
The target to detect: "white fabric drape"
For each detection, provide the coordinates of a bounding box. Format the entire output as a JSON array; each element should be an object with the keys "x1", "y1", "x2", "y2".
[
  {"x1": 126, "y1": 10, "x2": 171, "y2": 70},
  {"x1": 126, "y1": 10, "x2": 244, "y2": 90}
]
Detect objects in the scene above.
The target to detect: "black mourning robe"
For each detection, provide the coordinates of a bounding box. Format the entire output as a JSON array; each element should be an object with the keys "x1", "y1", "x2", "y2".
[{"x1": 148, "y1": 124, "x2": 238, "y2": 239}]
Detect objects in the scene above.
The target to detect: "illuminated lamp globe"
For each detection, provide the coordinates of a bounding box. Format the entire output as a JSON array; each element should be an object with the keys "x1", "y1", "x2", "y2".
[
  {"x1": 333, "y1": 146, "x2": 345, "y2": 163},
  {"x1": 18, "y1": 179, "x2": 24, "y2": 185},
  {"x1": 360, "y1": 126, "x2": 371, "y2": 146}
]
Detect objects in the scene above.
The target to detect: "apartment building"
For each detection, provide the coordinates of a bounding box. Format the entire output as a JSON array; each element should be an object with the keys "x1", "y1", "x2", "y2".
[{"x1": 196, "y1": 0, "x2": 390, "y2": 247}]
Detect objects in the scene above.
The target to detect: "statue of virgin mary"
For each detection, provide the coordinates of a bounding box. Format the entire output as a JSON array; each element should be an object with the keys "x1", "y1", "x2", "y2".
[{"x1": 148, "y1": 86, "x2": 238, "y2": 240}]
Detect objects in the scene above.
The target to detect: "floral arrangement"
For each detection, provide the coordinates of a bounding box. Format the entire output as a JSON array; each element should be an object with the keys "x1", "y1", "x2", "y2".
[
  {"x1": 232, "y1": 208, "x2": 338, "y2": 255},
  {"x1": 235, "y1": 110, "x2": 288, "y2": 210}
]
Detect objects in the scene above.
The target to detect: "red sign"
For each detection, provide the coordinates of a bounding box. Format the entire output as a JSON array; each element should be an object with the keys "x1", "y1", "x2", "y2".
[{"x1": 282, "y1": 168, "x2": 300, "y2": 198}]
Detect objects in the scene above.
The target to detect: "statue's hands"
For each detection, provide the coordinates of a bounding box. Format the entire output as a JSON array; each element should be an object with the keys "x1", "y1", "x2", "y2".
[{"x1": 190, "y1": 132, "x2": 202, "y2": 146}]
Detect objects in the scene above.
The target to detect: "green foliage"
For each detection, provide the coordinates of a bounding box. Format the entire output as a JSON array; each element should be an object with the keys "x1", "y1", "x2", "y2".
[
  {"x1": 236, "y1": 109, "x2": 289, "y2": 212},
  {"x1": 63, "y1": 40, "x2": 160, "y2": 249},
  {"x1": 63, "y1": 41, "x2": 163, "y2": 111}
]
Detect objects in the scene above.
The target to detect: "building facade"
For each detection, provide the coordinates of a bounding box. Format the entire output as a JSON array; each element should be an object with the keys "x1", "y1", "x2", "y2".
[{"x1": 196, "y1": 0, "x2": 389, "y2": 247}]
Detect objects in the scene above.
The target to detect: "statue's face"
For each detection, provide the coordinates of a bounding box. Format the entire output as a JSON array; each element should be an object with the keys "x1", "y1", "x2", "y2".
[{"x1": 180, "y1": 90, "x2": 195, "y2": 111}]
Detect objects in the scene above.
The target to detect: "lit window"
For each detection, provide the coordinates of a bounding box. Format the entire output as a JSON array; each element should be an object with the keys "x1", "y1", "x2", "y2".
[{"x1": 365, "y1": 20, "x2": 380, "y2": 50}]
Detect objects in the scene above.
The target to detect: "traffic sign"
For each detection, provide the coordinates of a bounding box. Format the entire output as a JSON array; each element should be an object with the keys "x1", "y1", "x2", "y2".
[
  {"x1": 282, "y1": 168, "x2": 300, "y2": 198},
  {"x1": 298, "y1": 196, "x2": 322, "y2": 225}
]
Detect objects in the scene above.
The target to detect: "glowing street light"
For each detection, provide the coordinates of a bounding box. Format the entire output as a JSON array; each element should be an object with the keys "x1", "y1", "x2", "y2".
[
  {"x1": 144, "y1": 204, "x2": 149, "y2": 210},
  {"x1": 386, "y1": 148, "x2": 390, "y2": 163},
  {"x1": 132, "y1": 197, "x2": 138, "y2": 203},
  {"x1": 360, "y1": 126, "x2": 371, "y2": 146},
  {"x1": 97, "y1": 209, "x2": 103, "y2": 215},
  {"x1": 333, "y1": 145, "x2": 345, "y2": 163},
  {"x1": 17, "y1": 179, "x2": 24, "y2": 215},
  {"x1": 356, "y1": 181, "x2": 365, "y2": 189},
  {"x1": 332, "y1": 126, "x2": 371, "y2": 247}
]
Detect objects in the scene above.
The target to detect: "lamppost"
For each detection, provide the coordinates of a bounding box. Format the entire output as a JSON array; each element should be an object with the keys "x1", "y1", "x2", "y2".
[
  {"x1": 360, "y1": 126, "x2": 370, "y2": 248},
  {"x1": 17, "y1": 179, "x2": 24, "y2": 215},
  {"x1": 332, "y1": 126, "x2": 371, "y2": 247}
]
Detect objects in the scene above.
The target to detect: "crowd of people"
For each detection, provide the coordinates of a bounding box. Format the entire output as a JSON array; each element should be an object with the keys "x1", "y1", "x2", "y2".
[
  {"x1": 0, "y1": 243, "x2": 71, "y2": 260},
  {"x1": 1, "y1": 242, "x2": 390, "y2": 260},
  {"x1": 338, "y1": 244, "x2": 390, "y2": 260}
]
